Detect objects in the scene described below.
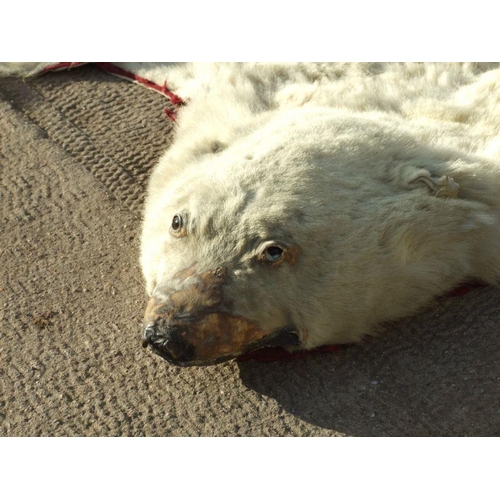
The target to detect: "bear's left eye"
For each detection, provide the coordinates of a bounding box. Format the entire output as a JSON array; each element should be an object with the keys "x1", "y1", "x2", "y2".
[
  {"x1": 262, "y1": 245, "x2": 285, "y2": 263},
  {"x1": 170, "y1": 213, "x2": 187, "y2": 237},
  {"x1": 171, "y1": 214, "x2": 183, "y2": 232}
]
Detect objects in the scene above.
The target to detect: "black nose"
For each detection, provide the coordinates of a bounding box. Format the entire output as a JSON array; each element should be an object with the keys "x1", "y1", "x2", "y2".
[{"x1": 142, "y1": 324, "x2": 194, "y2": 364}]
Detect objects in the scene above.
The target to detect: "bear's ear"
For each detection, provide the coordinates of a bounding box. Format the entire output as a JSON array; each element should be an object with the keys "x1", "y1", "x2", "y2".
[
  {"x1": 395, "y1": 165, "x2": 460, "y2": 199},
  {"x1": 409, "y1": 173, "x2": 460, "y2": 198}
]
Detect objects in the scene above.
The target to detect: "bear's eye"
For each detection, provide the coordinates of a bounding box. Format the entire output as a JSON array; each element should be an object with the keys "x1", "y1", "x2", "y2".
[
  {"x1": 171, "y1": 214, "x2": 183, "y2": 231},
  {"x1": 170, "y1": 213, "x2": 188, "y2": 238},
  {"x1": 263, "y1": 245, "x2": 285, "y2": 263}
]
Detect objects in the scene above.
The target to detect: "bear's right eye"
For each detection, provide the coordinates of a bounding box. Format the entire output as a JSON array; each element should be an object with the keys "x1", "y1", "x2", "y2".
[
  {"x1": 263, "y1": 246, "x2": 284, "y2": 262},
  {"x1": 258, "y1": 242, "x2": 288, "y2": 266}
]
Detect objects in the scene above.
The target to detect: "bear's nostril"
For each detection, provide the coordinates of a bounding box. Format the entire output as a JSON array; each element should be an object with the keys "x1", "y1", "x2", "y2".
[
  {"x1": 142, "y1": 325, "x2": 157, "y2": 348},
  {"x1": 142, "y1": 323, "x2": 194, "y2": 362}
]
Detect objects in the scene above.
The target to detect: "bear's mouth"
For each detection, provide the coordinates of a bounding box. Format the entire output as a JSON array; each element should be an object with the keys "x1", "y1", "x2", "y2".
[{"x1": 143, "y1": 325, "x2": 301, "y2": 367}]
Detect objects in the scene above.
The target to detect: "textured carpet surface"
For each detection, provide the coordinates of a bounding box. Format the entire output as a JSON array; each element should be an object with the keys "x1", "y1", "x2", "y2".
[{"x1": 1, "y1": 65, "x2": 499, "y2": 436}]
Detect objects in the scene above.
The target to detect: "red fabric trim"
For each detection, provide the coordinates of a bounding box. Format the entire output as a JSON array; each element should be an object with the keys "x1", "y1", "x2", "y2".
[
  {"x1": 39, "y1": 62, "x2": 184, "y2": 122},
  {"x1": 40, "y1": 62, "x2": 86, "y2": 73},
  {"x1": 444, "y1": 281, "x2": 487, "y2": 297},
  {"x1": 94, "y1": 62, "x2": 184, "y2": 105},
  {"x1": 164, "y1": 107, "x2": 178, "y2": 122}
]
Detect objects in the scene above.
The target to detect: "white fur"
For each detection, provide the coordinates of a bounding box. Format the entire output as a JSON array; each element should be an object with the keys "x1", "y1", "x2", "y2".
[
  {"x1": 140, "y1": 63, "x2": 500, "y2": 349},
  {"x1": 6, "y1": 63, "x2": 499, "y2": 349}
]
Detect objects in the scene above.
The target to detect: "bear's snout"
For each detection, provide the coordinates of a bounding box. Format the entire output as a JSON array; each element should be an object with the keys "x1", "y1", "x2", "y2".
[
  {"x1": 141, "y1": 265, "x2": 301, "y2": 366},
  {"x1": 143, "y1": 323, "x2": 195, "y2": 364}
]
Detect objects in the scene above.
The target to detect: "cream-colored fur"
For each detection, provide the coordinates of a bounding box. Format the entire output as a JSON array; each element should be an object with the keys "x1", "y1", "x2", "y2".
[
  {"x1": 141, "y1": 63, "x2": 500, "y2": 349},
  {"x1": 5, "y1": 63, "x2": 499, "y2": 349}
]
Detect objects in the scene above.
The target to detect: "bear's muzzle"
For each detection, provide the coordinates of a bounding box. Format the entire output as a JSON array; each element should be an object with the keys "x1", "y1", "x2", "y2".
[{"x1": 141, "y1": 266, "x2": 300, "y2": 366}]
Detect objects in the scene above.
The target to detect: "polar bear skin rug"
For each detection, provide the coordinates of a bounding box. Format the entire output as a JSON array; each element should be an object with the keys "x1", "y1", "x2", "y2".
[{"x1": 4, "y1": 62, "x2": 500, "y2": 366}]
